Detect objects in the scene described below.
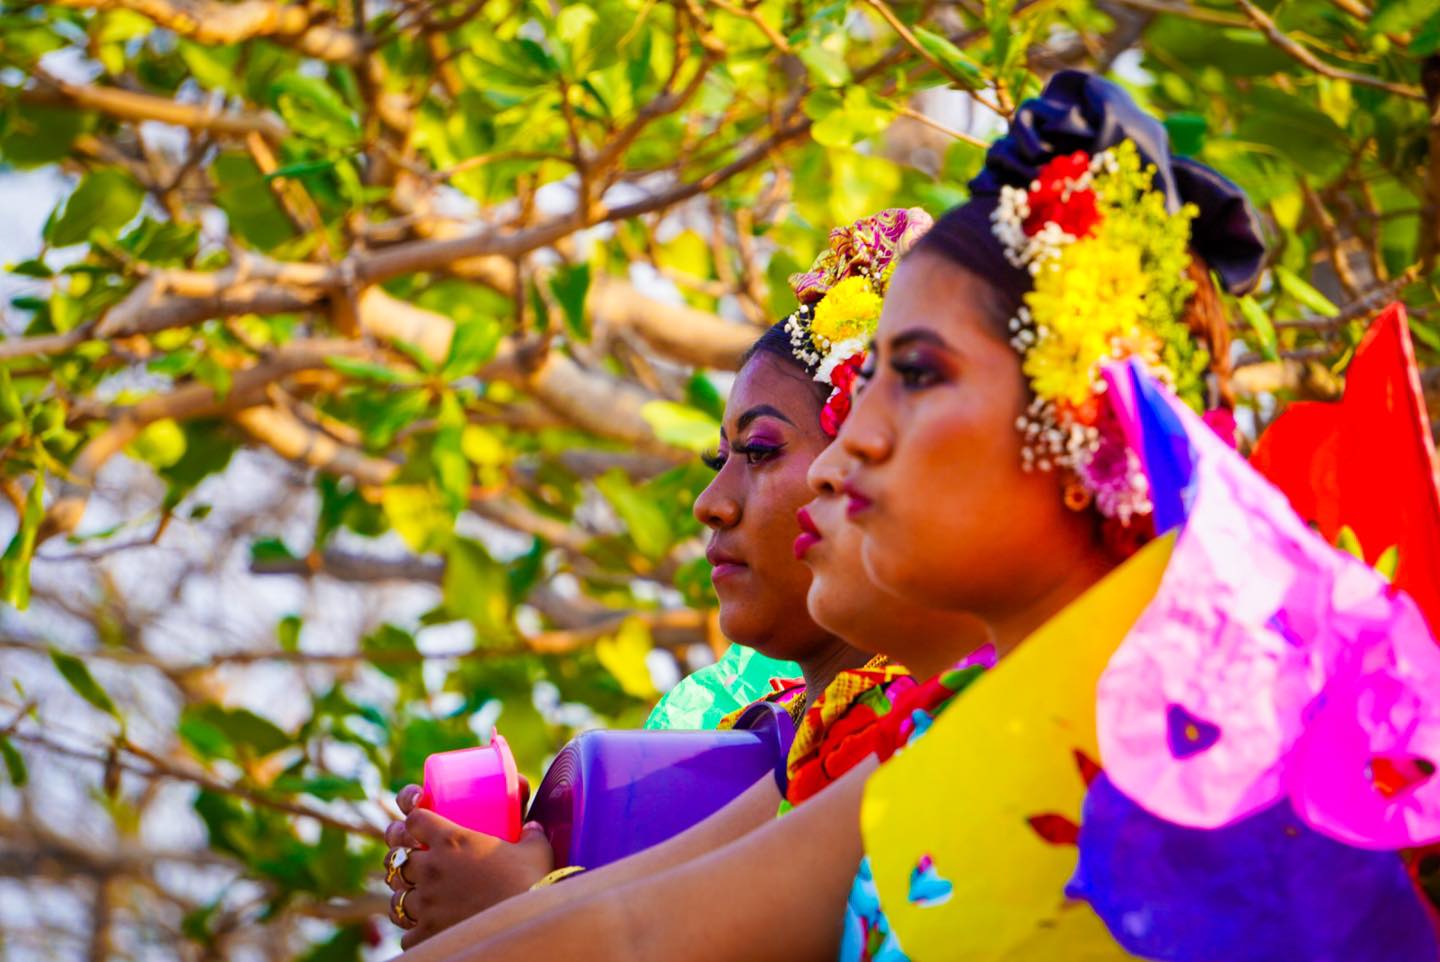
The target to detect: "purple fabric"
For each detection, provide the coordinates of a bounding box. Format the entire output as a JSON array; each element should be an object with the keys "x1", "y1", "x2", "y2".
[{"x1": 1067, "y1": 774, "x2": 1439, "y2": 962}]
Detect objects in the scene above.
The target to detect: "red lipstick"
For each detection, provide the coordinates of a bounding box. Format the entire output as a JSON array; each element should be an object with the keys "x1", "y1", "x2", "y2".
[{"x1": 794, "y1": 507, "x2": 822, "y2": 560}]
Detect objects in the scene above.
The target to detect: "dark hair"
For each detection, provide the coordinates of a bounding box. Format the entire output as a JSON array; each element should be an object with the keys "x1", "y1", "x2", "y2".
[{"x1": 742, "y1": 321, "x2": 831, "y2": 405}]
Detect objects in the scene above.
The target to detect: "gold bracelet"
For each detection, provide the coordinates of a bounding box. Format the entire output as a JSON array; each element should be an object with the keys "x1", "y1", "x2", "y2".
[{"x1": 529, "y1": 865, "x2": 587, "y2": 890}]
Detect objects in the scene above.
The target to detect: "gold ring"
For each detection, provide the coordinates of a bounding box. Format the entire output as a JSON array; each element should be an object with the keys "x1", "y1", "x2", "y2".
[
  {"x1": 394, "y1": 887, "x2": 415, "y2": 926},
  {"x1": 385, "y1": 847, "x2": 412, "y2": 887}
]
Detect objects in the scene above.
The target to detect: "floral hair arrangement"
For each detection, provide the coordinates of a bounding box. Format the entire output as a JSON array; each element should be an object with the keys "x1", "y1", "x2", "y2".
[
  {"x1": 784, "y1": 207, "x2": 934, "y2": 436},
  {"x1": 914, "y1": 70, "x2": 1267, "y2": 532},
  {"x1": 993, "y1": 140, "x2": 1210, "y2": 524}
]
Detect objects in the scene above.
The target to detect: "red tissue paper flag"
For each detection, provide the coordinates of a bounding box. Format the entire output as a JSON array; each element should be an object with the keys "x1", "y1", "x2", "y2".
[{"x1": 1250, "y1": 302, "x2": 1440, "y2": 638}]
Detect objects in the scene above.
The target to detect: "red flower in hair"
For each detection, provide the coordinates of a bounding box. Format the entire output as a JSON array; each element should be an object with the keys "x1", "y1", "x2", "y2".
[
  {"x1": 819, "y1": 353, "x2": 866, "y2": 437},
  {"x1": 1023, "y1": 150, "x2": 1101, "y2": 239}
]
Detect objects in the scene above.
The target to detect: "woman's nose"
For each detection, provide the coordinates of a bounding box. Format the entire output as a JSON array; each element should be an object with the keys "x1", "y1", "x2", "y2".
[
  {"x1": 807, "y1": 449, "x2": 849, "y2": 496},
  {"x1": 693, "y1": 476, "x2": 740, "y2": 529}
]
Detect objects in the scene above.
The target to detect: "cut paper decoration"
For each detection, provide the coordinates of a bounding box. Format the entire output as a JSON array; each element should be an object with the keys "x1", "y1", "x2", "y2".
[
  {"x1": 1164, "y1": 704, "x2": 1220, "y2": 760},
  {"x1": 1250, "y1": 302, "x2": 1440, "y2": 638},
  {"x1": 907, "y1": 855, "x2": 953, "y2": 907},
  {"x1": 1097, "y1": 359, "x2": 1440, "y2": 848},
  {"x1": 1284, "y1": 597, "x2": 1440, "y2": 849},
  {"x1": 860, "y1": 533, "x2": 1174, "y2": 961},
  {"x1": 643, "y1": 645, "x2": 800, "y2": 731},
  {"x1": 1068, "y1": 774, "x2": 1439, "y2": 962}
]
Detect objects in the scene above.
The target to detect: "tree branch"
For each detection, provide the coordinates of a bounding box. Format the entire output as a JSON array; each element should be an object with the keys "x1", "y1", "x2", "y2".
[
  {"x1": 25, "y1": 69, "x2": 288, "y2": 140},
  {"x1": 1235, "y1": 0, "x2": 1424, "y2": 100},
  {"x1": 41, "y1": 339, "x2": 380, "y2": 541},
  {"x1": 5, "y1": 729, "x2": 384, "y2": 838},
  {"x1": 231, "y1": 405, "x2": 398, "y2": 487},
  {"x1": 51, "y1": 0, "x2": 366, "y2": 64}
]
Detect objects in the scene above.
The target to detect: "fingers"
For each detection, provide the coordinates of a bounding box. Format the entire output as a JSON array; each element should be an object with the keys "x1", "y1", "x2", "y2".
[
  {"x1": 389, "y1": 888, "x2": 418, "y2": 930},
  {"x1": 396, "y1": 784, "x2": 424, "y2": 815},
  {"x1": 385, "y1": 819, "x2": 418, "y2": 850},
  {"x1": 405, "y1": 807, "x2": 461, "y2": 848},
  {"x1": 517, "y1": 775, "x2": 531, "y2": 812},
  {"x1": 384, "y1": 847, "x2": 415, "y2": 892}
]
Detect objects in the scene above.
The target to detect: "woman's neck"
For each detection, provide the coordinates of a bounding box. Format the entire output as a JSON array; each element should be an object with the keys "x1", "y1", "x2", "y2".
[
  {"x1": 985, "y1": 549, "x2": 1115, "y2": 657},
  {"x1": 796, "y1": 639, "x2": 871, "y2": 703}
]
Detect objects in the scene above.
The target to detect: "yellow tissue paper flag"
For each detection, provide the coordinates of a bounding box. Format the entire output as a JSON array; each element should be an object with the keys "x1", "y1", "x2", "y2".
[{"x1": 861, "y1": 534, "x2": 1176, "y2": 961}]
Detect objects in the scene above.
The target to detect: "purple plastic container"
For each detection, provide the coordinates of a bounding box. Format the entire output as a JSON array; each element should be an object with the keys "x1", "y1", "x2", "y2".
[{"x1": 528, "y1": 701, "x2": 795, "y2": 869}]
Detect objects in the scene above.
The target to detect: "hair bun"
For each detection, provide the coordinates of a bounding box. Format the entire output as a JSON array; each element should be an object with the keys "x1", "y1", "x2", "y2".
[{"x1": 970, "y1": 70, "x2": 1266, "y2": 294}]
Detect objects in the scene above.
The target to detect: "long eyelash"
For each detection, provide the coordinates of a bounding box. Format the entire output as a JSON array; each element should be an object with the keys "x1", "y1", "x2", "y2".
[
  {"x1": 731, "y1": 441, "x2": 783, "y2": 464},
  {"x1": 701, "y1": 450, "x2": 726, "y2": 471}
]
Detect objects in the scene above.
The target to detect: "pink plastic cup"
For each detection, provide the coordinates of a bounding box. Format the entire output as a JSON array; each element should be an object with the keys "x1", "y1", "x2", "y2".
[{"x1": 420, "y1": 732, "x2": 523, "y2": 842}]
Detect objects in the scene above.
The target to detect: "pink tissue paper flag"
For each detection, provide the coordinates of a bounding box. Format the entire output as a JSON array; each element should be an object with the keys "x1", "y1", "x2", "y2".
[{"x1": 1094, "y1": 359, "x2": 1440, "y2": 848}]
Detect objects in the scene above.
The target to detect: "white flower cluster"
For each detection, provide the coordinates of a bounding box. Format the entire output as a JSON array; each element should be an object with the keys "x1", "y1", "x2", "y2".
[
  {"x1": 814, "y1": 337, "x2": 868, "y2": 388},
  {"x1": 784, "y1": 303, "x2": 822, "y2": 369},
  {"x1": 1015, "y1": 395, "x2": 1100, "y2": 475}
]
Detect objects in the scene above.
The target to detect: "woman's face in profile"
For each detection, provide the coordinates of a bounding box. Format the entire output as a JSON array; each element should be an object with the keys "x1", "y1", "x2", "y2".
[
  {"x1": 692, "y1": 353, "x2": 834, "y2": 661},
  {"x1": 836, "y1": 253, "x2": 1082, "y2": 617}
]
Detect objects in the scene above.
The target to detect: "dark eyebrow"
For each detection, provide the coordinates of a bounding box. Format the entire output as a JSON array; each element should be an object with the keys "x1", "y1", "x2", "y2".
[
  {"x1": 735, "y1": 404, "x2": 795, "y2": 432},
  {"x1": 887, "y1": 327, "x2": 948, "y2": 353}
]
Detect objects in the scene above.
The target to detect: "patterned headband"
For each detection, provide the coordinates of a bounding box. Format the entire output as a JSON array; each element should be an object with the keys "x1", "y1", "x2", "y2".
[{"x1": 783, "y1": 207, "x2": 934, "y2": 436}]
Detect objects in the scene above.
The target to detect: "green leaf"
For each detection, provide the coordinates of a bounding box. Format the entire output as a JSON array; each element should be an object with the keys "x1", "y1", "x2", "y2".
[
  {"x1": 685, "y1": 373, "x2": 726, "y2": 421},
  {"x1": 0, "y1": 734, "x2": 26, "y2": 787},
  {"x1": 1, "y1": 473, "x2": 45, "y2": 610},
  {"x1": 641, "y1": 400, "x2": 719, "y2": 453},
  {"x1": 432, "y1": 394, "x2": 470, "y2": 514},
  {"x1": 250, "y1": 537, "x2": 298, "y2": 564},
  {"x1": 798, "y1": 44, "x2": 850, "y2": 87},
  {"x1": 1234, "y1": 89, "x2": 1349, "y2": 182},
  {"x1": 119, "y1": 218, "x2": 200, "y2": 266},
  {"x1": 444, "y1": 537, "x2": 513, "y2": 641},
  {"x1": 381, "y1": 484, "x2": 453, "y2": 554},
  {"x1": 0, "y1": 103, "x2": 91, "y2": 168},
  {"x1": 810, "y1": 86, "x2": 894, "y2": 148},
  {"x1": 361, "y1": 623, "x2": 423, "y2": 685},
  {"x1": 277, "y1": 614, "x2": 302, "y2": 652},
  {"x1": 443, "y1": 317, "x2": 504, "y2": 378},
  {"x1": 1274, "y1": 266, "x2": 1340, "y2": 318},
  {"x1": 1164, "y1": 113, "x2": 1207, "y2": 158},
  {"x1": 548, "y1": 262, "x2": 591, "y2": 340},
  {"x1": 912, "y1": 26, "x2": 984, "y2": 89},
  {"x1": 126, "y1": 418, "x2": 187, "y2": 469},
  {"x1": 0, "y1": 369, "x2": 24, "y2": 422},
  {"x1": 1373, "y1": 0, "x2": 1436, "y2": 33},
  {"x1": 325, "y1": 355, "x2": 418, "y2": 384},
  {"x1": 46, "y1": 169, "x2": 144, "y2": 247},
  {"x1": 213, "y1": 152, "x2": 296, "y2": 251},
  {"x1": 271, "y1": 74, "x2": 360, "y2": 147},
  {"x1": 181, "y1": 704, "x2": 291, "y2": 757},
  {"x1": 1237, "y1": 296, "x2": 1278, "y2": 362},
  {"x1": 50, "y1": 648, "x2": 119, "y2": 718},
  {"x1": 595, "y1": 468, "x2": 673, "y2": 559},
  {"x1": 178, "y1": 39, "x2": 242, "y2": 93},
  {"x1": 8, "y1": 258, "x2": 53, "y2": 279},
  {"x1": 595, "y1": 617, "x2": 656, "y2": 699},
  {"x1": 272, "y1": 773, "x2": 366, "y2": 802},
  {"x1": 506, "y1": 536, "x2": 546, "y2": 602}
]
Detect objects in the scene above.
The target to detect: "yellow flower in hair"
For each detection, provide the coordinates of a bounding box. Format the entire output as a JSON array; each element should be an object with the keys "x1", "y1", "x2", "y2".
[
  {"x1": 809, "y1": 275, "x2": 883, "y2": 348},
  {"x1": 1022, "y1": 237, "x2": 1148, "y2": 407}
]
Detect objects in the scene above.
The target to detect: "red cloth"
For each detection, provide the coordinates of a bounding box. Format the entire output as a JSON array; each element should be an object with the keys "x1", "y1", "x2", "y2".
[{"x1": 1250, "y1": 303, "x2": 1440, "y2": 637}]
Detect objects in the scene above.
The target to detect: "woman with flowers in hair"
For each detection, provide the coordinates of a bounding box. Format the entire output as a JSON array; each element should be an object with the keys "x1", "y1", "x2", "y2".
[
  {"x1": 394, "y1": 71, "x2": 1440, "y2": 962},
  {"x1": 382, "y1": 207, "x2": 992, "y2": 948}
]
